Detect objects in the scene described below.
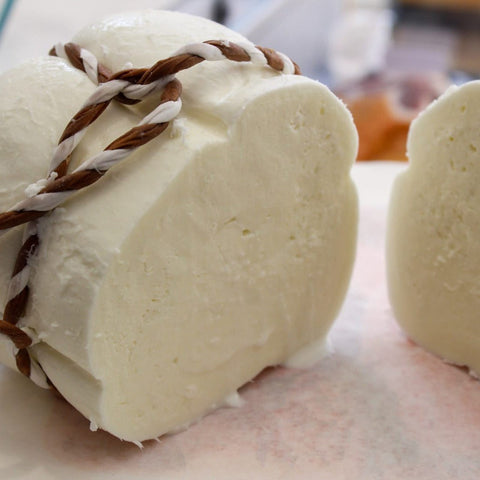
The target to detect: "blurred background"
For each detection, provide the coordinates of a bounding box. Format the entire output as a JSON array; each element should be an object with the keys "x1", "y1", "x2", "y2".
[{"x1": 0, "y1": 0, "x2": 479, "y2": 161}]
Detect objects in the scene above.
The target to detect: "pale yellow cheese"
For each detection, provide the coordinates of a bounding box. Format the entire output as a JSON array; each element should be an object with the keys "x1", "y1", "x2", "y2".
[
  {"x1": 0, "y1": 10, "x2": 358, "y2": 441},
  {"x1": 387, "y1": 81, "x2": 480, "y2": 375}
]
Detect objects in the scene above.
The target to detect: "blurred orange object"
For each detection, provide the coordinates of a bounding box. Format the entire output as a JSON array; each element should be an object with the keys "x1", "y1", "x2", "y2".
[
  {"x1": 346, "y1": 94, "x2": 410, "y2": 161},
  {"x1": 337, "y1": 73, "x2": 450, "y2": 161}
]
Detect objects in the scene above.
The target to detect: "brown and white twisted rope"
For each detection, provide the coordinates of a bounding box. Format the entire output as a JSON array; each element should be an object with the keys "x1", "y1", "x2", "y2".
[
  {"x1": 0, "y1": 79, "x2": 182, "y2": 386},
  {"x1": 0, "y1": 39, "x2": 300, "y2": 387}
]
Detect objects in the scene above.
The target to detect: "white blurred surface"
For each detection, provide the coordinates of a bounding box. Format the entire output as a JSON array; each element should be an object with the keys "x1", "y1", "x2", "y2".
[
  {"x1": 328, "y1": 7, "x2": 393, "y2": 84},
  {"x1": 0, "y1": 0, "x2": 342, "y2": 79},
  {"x1": 0, "y1": 0, "x2": 174, "y2": 71}
]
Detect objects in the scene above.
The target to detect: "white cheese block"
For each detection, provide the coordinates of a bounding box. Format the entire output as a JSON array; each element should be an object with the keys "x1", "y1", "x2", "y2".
[
  {"x1": 387, "y1": 80, "x2": 480, "y2": 375},
  {"x1": 0, "y1": 10, "x2": 358, "y2": 441}
]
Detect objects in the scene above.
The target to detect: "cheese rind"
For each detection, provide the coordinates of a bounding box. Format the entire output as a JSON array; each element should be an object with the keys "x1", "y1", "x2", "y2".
[
  {"x1": 0, "y1": 10, "x2": 358, "y2": 441},
  {"x1": 387, "y1": 80, "x2": 480, "y2": 374}
]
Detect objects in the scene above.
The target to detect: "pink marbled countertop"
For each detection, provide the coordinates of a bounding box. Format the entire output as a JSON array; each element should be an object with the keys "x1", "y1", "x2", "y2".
[{"x1": 1, "y1": 162, "x2": 479, "y2": 480}]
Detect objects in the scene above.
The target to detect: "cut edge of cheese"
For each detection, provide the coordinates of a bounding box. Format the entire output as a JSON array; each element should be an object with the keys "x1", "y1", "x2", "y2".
[{"x1": 387, "y1": 80, "x2": 480, "y2": 376}]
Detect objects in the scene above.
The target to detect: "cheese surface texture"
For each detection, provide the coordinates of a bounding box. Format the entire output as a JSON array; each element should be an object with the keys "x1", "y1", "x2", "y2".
[
  {"x1": 0, "y1": 10, "x2": 358, "y2": 441},
  {"x1": 387, "y1": 81, "x2": 480, "y2": 375}
]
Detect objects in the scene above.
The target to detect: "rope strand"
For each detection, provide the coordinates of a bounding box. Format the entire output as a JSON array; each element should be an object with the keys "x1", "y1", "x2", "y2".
[{"x1": 0, "y1": 39, "x2": 299, "y2": 385}]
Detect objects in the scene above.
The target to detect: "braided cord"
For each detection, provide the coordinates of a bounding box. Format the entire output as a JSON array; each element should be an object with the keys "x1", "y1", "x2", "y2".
[{"x1": 0, "y1": 39, "x2": 300, "y2": 385}]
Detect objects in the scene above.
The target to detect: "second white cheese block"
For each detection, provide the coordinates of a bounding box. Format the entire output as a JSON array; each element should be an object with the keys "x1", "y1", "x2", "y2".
[
  {"x1": 0, "y1": 10, "x2": 358, "y2": 441},
  {"x1": 387, "y1": 81, "x2": 480, "y2": 377}
]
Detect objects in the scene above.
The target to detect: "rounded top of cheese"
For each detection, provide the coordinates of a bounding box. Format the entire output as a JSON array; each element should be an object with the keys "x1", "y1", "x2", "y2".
[
  {"x1": 73, "y1": 10, "x2": 282, "y2": 122},
  {"x1": 0, "y1": 9, "x2": 311, "y2": 212}
]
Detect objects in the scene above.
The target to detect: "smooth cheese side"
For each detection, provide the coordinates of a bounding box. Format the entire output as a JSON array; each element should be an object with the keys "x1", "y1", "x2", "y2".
[
  {"x1": 387, "y1": 81, "x2": 480, "y2": 374},
  {"x1": 0, "y1": 10, "x2": 358, "y2": 441}
]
